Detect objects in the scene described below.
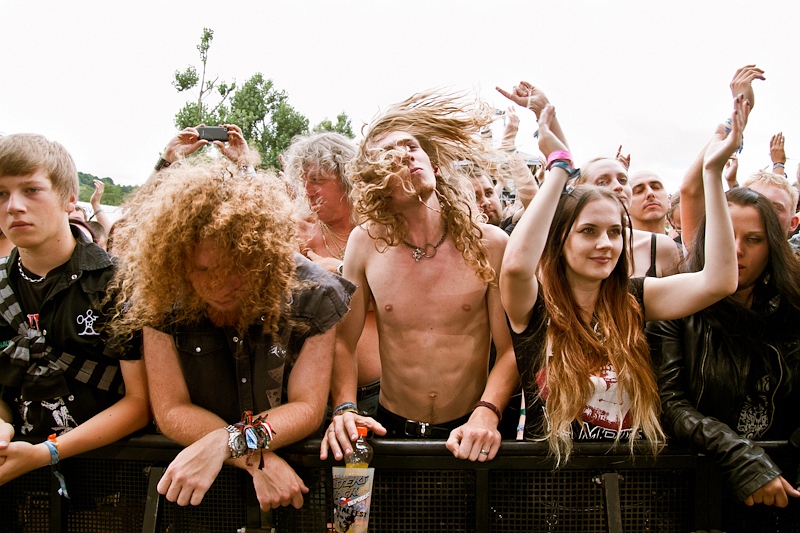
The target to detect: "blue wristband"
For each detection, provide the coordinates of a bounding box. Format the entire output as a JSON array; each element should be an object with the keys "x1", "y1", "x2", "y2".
[
  {"x1": 332, "y1": 402, "x2": 358, "y2": 417},
  {"x1": 44, "y1": 440, "x2": 60, "y2": 465}
]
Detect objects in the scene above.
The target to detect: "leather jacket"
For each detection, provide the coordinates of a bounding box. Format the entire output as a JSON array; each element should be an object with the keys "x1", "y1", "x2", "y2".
[{"x1": 647, "y1": 310, "x2": 800, "y2": 502}]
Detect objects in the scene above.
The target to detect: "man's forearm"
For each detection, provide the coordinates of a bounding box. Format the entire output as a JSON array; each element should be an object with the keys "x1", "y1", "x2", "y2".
[
  {"x1": 155, "y1": 403, "x2": 229, "y2": 447},
  {"x1": 480, "y1": 349, "x2": 519, "y2": 413},
  {"x1": 329, "y1": 340, "x2": 359, "y2": 408}
]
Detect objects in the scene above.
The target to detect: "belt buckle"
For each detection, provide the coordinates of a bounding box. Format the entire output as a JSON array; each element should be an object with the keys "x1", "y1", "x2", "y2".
[{"x1": 404, "y1": 419, "x2": 430, "y2": 438}]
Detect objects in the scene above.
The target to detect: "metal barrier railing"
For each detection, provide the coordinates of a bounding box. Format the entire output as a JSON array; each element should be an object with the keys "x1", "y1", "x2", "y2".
[{"x1": 1, "y1": 433, "x2": 797, "y2": 532}]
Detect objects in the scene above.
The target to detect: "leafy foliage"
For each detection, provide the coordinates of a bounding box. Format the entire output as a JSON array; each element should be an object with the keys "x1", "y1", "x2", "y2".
[
  {"x1": 172, "y1": 28, "x2": 354, "y2": 169},
  {"x1": 173, "y1": 28, "x2": 235, "y2": 129},
  {"x1": 77, "y1": 172, "x2": 137, "y2": 206},
  {"x1": 312, "y1": 112, "x2": 355, "y2": 139}
]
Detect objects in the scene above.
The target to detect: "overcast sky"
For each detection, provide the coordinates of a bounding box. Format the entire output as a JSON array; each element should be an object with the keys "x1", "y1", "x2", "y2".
[{"x1": 2, "y1": 1, "x2": 799, "y2": 192}]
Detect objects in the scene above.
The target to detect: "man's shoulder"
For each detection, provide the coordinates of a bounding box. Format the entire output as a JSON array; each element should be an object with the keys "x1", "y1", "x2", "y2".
[{"x1": 480, "y1": 223, "x2": 509, "y2": 245}]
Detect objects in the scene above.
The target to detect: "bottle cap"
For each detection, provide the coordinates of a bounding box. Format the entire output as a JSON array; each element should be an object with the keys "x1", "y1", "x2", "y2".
[{"x1": 356, "y1": 426, "x2": 368, "y2": 437}]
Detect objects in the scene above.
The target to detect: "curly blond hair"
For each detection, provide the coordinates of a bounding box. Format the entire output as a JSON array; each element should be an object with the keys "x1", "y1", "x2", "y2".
[
  {"x1": 348, "y1": 90, "x2": 507, "y2": 283},
  {"x1": 107, "y1": 156, "x2": 299, "y2": 342}
]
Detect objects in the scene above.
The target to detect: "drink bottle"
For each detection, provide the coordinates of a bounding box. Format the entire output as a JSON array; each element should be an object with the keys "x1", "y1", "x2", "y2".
[{"x1": 345, "y1": 427, "x2": 372, "y2": 468}]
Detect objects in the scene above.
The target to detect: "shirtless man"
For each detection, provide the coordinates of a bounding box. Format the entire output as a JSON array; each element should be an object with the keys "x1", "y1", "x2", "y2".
[
  {"x1": 321, "y1": 91, "x2": 517, "y2": 463},
  {"x1": 284, "y1": 133, "x2": 380, "y2": 414}
]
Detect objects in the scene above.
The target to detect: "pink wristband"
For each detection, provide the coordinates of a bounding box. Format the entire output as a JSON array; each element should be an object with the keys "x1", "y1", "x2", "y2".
[{"x1": 546, "y1": 150, "x2": 573, "y2": 170}]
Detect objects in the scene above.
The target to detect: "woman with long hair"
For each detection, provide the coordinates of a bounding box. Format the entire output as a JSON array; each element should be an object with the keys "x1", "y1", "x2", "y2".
[
  {"x1": 576, "y1": 158, "x2": 680, "y2": 277},
  {"x1": 649, "y1": 186, "x2": 800, "y2": 508},
  {"x1": 500, "y1": 92, "x2": 747, "y2": 465}
]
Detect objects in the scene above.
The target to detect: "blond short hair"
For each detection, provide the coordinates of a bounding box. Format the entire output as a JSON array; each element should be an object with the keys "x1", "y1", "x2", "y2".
[
  {"x1": 0, "y1": 133, "x2": 78, "y2": 202},
  {"x1": 743, "y1": 170, "x2": 798, "y2": 214}
]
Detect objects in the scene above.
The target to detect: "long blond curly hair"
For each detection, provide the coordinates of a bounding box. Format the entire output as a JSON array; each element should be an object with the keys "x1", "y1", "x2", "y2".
[
  {"x1": 348, "y1": 90, "x2": 509, "y2": 283},
  {"x1": 107, "y1": 156, "x2": 299, "y2": 342}
]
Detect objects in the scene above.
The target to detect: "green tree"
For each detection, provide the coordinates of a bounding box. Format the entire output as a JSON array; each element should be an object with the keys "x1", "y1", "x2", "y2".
[
  {"x1": 312, "y1": 112, "x2": 355, "y2": 139},
  {"x1": 173, "y1": 28, "x2": 235, "y2": 128},
  {"x1": 225, "y1": 73, "x2": 309, "y2": 169},
  {"x1": 173, "y1": 28, "x2": 355, "y2": 170}
]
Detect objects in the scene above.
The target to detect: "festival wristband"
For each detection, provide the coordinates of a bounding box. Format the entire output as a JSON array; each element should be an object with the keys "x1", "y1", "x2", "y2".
[
  {"x1": 549, "y1": 162, "x2": 580, "y2": 190},
  {"x1": 546, "y1": 150, "x2": 573, "y2": 170},
  {"x1": 474, "y1": 401, "x2": 502, "y2": 422},
  {"x1": 332, "y1": 402, "x2": 358, "y2": 417},
  {"x1": 44, "y1": 434, "x2": 60, "y2": 465}
]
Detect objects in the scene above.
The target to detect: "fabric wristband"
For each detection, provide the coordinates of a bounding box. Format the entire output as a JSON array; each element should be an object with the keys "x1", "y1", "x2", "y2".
[
  {"x1": 474, "y1": 400, "x2": 502, "y2": 422},
  {"x1": 332, "y1": 401, "x2": 358, "y2": 417},
  {"x1": 44, "y1": 434, "x2": 60, "y2": 465}
]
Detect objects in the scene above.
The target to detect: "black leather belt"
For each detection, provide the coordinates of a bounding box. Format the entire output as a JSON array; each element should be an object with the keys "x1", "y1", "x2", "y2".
[{"x1": 377, "y1": 404, "x2": 470, "y2": 439}]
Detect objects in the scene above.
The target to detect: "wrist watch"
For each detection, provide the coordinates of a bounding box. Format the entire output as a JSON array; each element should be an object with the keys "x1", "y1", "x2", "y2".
[{"x1": 225, "y1": 425, "x2": 247, "y2": 458}]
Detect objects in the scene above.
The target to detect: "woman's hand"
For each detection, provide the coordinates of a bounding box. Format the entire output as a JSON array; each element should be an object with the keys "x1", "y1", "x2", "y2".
[
  {"x1": 744, "y1": 475, "x2": 800, "y2": 508},
  {"x1": 704, "y1": 94, "x2": 749, "y2": 173}
]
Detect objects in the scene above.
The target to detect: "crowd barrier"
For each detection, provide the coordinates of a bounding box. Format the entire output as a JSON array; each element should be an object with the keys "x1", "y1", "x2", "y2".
[{"x1": 1, "y1": 433, "x2": 798, "y2": 532}]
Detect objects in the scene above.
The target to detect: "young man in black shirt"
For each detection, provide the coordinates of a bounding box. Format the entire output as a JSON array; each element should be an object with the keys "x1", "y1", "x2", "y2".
[{"x1": 0, "y1": 133, "x2": 149, "y2": 485}]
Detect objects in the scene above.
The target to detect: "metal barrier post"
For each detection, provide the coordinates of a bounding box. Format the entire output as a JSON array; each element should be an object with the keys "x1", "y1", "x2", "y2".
[
  {"x1": 475, "y1": 467, "x2": 490, "y2": 531},
  {"x1": 601, "y1": 472, "x2": 623, "y2": 533},
  {"x1": 49, "y1": 465, "x2": 66, "y2": 533},
  {"x1": 142, "y1": 465, "x2": 166, "y2": 533}
]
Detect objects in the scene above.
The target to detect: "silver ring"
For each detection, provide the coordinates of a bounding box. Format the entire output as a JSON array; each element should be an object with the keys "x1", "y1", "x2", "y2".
[
  {"x1": 328, "y1": 429, "x2": 335, "y2": 434},
  {"x1": 479, "y1": 449, "x2": 489, "y2": 455}
]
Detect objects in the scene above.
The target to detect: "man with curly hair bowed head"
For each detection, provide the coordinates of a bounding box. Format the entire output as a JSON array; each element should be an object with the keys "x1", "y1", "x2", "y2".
[
  {"x1": 108, "y1": 152, "x2": 355, "y2": 510},
  {"x1": 321, "y1": 91, "x2": 518, "y2": 463}
]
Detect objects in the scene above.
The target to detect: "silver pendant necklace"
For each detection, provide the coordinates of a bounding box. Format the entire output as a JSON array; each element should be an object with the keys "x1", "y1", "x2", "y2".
[{"x1": 401, "y1": 220, "x2": 448, "y2": 263}]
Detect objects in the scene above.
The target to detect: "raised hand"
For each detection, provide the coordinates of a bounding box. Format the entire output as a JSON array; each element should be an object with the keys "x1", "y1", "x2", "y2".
[
  {"x1": 770, "y1": 132, "x2": 786, "y2": 169},
  {"x1": 215, "y1": 124, "x2": 250, "y2": 165},
  {"x1": 536, "y1": 104, "x2": 568, "y2": 159},
  {"x1": 616, "y1": 145, "x2": 631, "y2": 171},
  {"x1": 704, "y1": 95, "x2": 750, "y2": 173},
  {"x1": 500, "y1": 107, "x2": 520, "y2": 149},
  {"x1": 724, "y1": 155, "x2": 739, "y2": 188},
  {"x1": 729, "y1": 65, "x2": 764, "y2": 114},
  {"x1": 496, "y1": 82, "x2": 550, "y2": 116},
  {"x1": 162, "y1": 125, "x2": 209, "y2": 162}
]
